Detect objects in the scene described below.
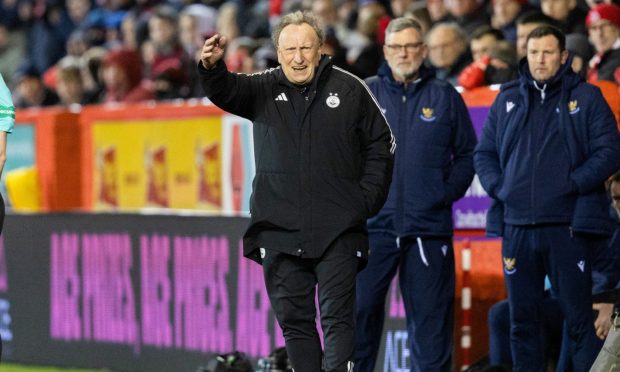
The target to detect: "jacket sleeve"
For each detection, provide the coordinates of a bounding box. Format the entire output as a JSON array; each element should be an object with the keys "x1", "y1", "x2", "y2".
[
  {"x1": 0, "y1": 74, "x2": 14, "y2": 133},
  {"x1": 474, "y1": 96, "x2": 503, "y2": 199},
  {"x1": 570, "y1": 88, "x2": 620, "y2": 194},
  {"x1": 197, "y1": 60, "x2": 261, "y2": 120},
  {"x1": 444, "y1": 88, "x2": 477, "y2": 204},
  {"x1": 357, "y1": 83, "x2": 395, "y2": 217},
  {"x1": 457, "y1": 59, "x2": 488, "y2": 90}
]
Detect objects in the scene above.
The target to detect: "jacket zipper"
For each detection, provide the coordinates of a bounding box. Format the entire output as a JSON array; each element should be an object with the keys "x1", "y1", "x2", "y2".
[{"x1": 396, "y1": 92, "x2": 407, "y2": 232}]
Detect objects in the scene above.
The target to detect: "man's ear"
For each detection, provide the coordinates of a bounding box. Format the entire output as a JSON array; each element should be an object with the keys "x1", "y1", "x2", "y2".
[{"x1": 561, "y1": 49, "x2": 569, "y2": 64}]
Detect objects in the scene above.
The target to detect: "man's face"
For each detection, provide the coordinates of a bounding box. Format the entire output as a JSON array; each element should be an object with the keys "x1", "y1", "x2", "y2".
[
  {"x1": 517, "y1": 22, "x2": 543, "y2": 59},
  {"x1": 390, "y1": 0, "x2": 413, "y2": 17},
  {"x1": 312, "y1": 0, "x2": 337, "y2": 27},
  {"x1": 527, "y1": 34, "x2": 568, "y2": 81},
  {"x1": 471, "y1": 34, "x2": 499, "y2": 61},
  {"x1": 277, "y1": 23, "x2": 322, "y2": 85},
  {"x1": 541, "y1": 0, "x2": 575, "y2": 21},
  {"x1": 611, "y1": 181, "x2": 620, "y2": 218},
  {"x1": 589, "y1": 20, "x2": 620, "y2": 53},
  {"x1": 384, "y1": 27, "x2": 427, "y2": 82},
  {"x1": 428, "y1": 29, "x2": 463, "y2": 69},
  {"x1": 445, "y1": 0, "x2": 477, "y2": 17},
  {"x1": 493, "y1": 0, "x2": 522, "y2": 28}
]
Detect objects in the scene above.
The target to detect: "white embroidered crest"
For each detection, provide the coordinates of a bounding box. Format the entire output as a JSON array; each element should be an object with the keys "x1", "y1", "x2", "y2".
[{"x1": 326, "y1": 93, "x2": 340, "y2": 108}]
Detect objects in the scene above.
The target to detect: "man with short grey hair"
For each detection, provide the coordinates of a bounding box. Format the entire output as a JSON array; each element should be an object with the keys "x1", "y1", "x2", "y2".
[
  {"x1": 355, "y1": 17, "x2": 476, "y2": 372},
  {"x1": 199, "y1": 10, "x2": 395, "y2": 372}
]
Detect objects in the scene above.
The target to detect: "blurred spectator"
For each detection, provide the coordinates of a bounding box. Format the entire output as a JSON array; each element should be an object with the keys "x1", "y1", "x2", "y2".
[
  {"x1": 585, "y1": 0, "x2": 620, "y2": 10},
  {"x1": 253, "y1": 41, "x2": 278, "y2": 70},
  {"x1": 0, "y1": 0, "x2": 21, "y2": 29},
  {"x1": 515, "y1": 11, "x2": 558, "y2": 59},
  {"x1": 216, "y1": 2, "x2": 241, "y2": 39},
  {"x1": 426, "y1": 22, "x2": 472, "y2": 85},
  {"x1": 12, "y1": 62, "x2": 60, "y2": 108},
  {"x1": 148, "y1": 5, "x2": 187, "y2": 78},
  {"x1": 0, "y1": 23, "x2": 26, "y2": 87},
  {"x1": 403, "y1": 2, "x2": 433, "y2": 33},
  {"x1": 312, "y1": 0, "x2": 350, "y2": 40},
  {"x1": 389, "y1": 0, "x2": 413, "y2": 17},
  {"x1": 470, "y1": 25, "x2": 505, "y2": 62},
  {"x1": 586, "y1": 3, "x2": 620, "y2": 86},
  {"x1": 566, "y1": 32, "x2": 594, "y2": 77},
  {"x1": 100, "y1": 48, "x2": 153, "y2": 103},
  {"x1": 235, "y1": 0, "x2": 271, "y2": 38},
  {"x1": 141, "y1": 39, "x2": 157, "y2": 77},
  {"x1": 224, "y1": 36, "x2": 257, "y2": 73},
  {"x1": 80, "y1": 11, "x2": 108, "y2": 47},
  {"x1": 491, "y1": 0, "x2": 530, "y2": 41},
  {"x1": 81, "y1": 46, "x2": 106, "y2": 104},
  {"x1": 458, "y1": 39, "x2": 519, "y2": 88},
  {"x1": 66, "y1": 0, "x2": 92, "y2": 29},
  {"x1": 179, "y1": 4, "x2": 217, "y2": 60},
  {"x1": 55, "y1": 57, "x2": 85, "y2": 106},
  {"x1": 66, "y1": 30, "x2": 91, "y2": 58},
  {"x1": 540, "y1": 0, "x2": 587, "y2": 34},
  {"x1": 178, "y1": 4, "x2": 218, "y2": 97},
  {"x1": 120, "y1": 11, "x2": 141, "y2": 50},
  {"x1": 427, "y1": 0, "x2": 449, "y2": 22},
  {"x1": 444, "y1": 0, "x2": 491, "y2": 34},
  {"x1": 101, "y1": 10, "x2": 127, "y2": 49},
  {"x1": 25, "y1": 0, "x2": 73, "y2": 75},
  {"x1": 345, "y1": 0, "x2": 387, "y2": 78},
  {"x1": 151, "y1": 59, "x2": 189, "y2": 100},
  {"x1": 311, "y1": 0, "x2": 357, "y2": 67}
]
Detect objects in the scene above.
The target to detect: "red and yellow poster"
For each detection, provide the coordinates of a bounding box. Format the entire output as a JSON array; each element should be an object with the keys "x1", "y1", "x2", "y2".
[{"x1": 92, "y1": 117, "x2": 222, "y2": 211}]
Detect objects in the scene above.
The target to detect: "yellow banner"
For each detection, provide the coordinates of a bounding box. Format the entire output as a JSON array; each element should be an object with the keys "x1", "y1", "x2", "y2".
[{"x1": 93, "y1": 118, "x2": 222, "y2": 211}]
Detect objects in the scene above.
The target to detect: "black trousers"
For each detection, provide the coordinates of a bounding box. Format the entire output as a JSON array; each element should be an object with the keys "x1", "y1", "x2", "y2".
[{"x1": 262, "y1": 236, "x2": 359, "y2": 372}]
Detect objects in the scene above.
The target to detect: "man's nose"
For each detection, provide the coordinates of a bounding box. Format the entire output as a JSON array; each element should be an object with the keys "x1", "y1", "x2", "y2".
[{"x1": 293, "y1": 49, "x2": 304, "y2": 62}]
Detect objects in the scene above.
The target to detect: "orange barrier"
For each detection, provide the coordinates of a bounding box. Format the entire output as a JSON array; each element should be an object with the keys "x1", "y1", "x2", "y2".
[{"x1": 15, "y1": 108, "x2": 82, "y2": 211}]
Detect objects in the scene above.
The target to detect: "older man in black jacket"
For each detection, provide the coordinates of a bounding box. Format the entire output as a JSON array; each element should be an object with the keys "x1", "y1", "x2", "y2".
[{"x1": 199, "y1": 10, "x2": 395, "y2": 372}]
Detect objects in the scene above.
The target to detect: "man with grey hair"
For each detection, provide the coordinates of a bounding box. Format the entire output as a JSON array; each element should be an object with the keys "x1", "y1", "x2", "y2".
[
  {"x1": 426, "y1": 22, "x2": 472, "y2": 85},
  {"x1": 355, "y1": 17, "x2": 476, "y2": 372},
  {"x1": 199, "y1": 10, "x2": 395, "y2": 372}
]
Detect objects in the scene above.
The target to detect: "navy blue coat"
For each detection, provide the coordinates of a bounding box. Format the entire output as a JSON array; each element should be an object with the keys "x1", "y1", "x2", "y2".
[
  {"x1": 475, "y1": 57, "x2": 620, "y2": 237},
  {"x1": 365, "y1": 63, "x2": 477, "y2": 237}
]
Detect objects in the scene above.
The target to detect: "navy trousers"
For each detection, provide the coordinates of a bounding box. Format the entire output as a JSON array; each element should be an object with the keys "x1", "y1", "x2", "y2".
[
  {"x1": 355, "y1": 232, "x2": 454, "y2": 372},
  {"x1": 502, "y1": 224, "x2": 600, "y2": 372},
  {"x1": 262, "y1": 236, "x2": 359, "y2": 372}
]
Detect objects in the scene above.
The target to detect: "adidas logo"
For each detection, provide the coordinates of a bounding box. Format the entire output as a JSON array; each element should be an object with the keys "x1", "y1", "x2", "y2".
[{"x1": 275, "y1": 93, "x2": 288, "y2": 101}]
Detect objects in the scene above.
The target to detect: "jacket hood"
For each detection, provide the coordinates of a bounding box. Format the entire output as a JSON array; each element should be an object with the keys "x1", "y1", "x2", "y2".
[
  {"x1": 377, "y1": 61, "x2": 435, "y2": 87},
  {"x1": 518, "y1": 52, "x2": 582, "y2": 91}
]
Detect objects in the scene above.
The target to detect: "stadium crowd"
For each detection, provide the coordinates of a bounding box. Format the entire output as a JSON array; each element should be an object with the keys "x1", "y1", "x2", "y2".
[{"x1": 0, "y1": 0, "x2": 617, "y2": 108}]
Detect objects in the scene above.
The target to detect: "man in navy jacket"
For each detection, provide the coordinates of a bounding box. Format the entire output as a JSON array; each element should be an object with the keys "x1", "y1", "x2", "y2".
[
  {"x1": 355, "y1": 17, "x2": 477, "y2": 372},
  {"x1": 475, "y1": 25, "x2": 620, "y2": 372}
]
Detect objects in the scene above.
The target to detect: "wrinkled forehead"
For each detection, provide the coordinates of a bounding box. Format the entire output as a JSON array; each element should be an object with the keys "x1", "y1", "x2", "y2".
[{"x1": 278, "y1": 23, "x2": 320, "y2": 48}]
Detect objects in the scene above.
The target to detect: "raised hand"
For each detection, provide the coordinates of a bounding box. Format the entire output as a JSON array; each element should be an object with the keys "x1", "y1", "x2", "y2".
[{"x1": 200, "y1": 34, "x2": 227, "y2": 70}]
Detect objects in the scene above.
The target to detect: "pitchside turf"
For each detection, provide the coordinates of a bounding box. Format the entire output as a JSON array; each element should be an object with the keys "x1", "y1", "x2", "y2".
[{"x1": 0, "y1": 365, "x2": 109, "y2": 371}]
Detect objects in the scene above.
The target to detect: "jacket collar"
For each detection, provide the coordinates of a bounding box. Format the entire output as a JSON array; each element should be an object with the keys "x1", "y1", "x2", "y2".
[{"x1": 517, "y1": 52, "x2": 582, "y2": 100}]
